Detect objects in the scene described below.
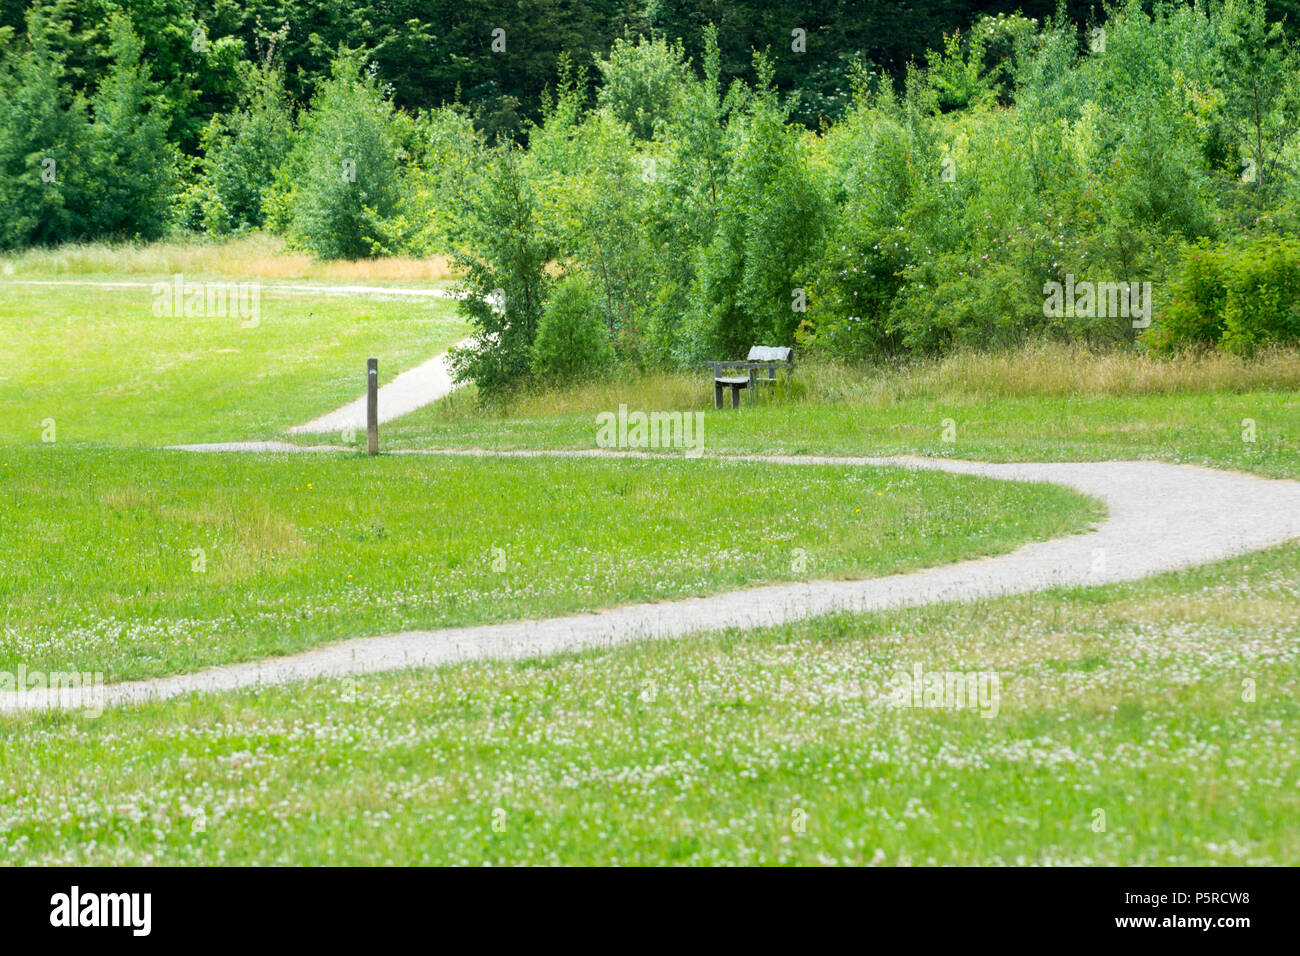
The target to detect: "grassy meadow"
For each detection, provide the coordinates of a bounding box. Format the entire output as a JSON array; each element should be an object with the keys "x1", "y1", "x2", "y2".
[
  {"x1": 0, "y1": 280, "x2": 466, "y2": 446},
  {"x1": 2, "y1": 540, "x2": 1295, "y2": 865},
  {"x1": 0, "y1": 446, "x2": 1095, "y2": 681},
  {"x1": 363, "y1": 345, "x2": 1300, "y2": 479},
  {"x1": 0, "y1": 262, "x2": 1296, "y2": 865}
]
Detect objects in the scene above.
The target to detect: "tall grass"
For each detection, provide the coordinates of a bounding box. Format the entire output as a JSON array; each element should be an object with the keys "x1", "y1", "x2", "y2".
[
  {"x1": 879, "y1": 342, "x2": 1300, "y2": 400},
  {"x1": 0, "y1": 233, "x2": 458, "y2": 282},
  {"x1": 427, "y1": 342, "x2": 1300, "y2": 421}
]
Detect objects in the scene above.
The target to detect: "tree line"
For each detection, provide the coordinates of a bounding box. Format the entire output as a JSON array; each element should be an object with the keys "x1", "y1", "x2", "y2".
[{"x1": 2, "y1": 1, "x2": 1299, "y2": 392}]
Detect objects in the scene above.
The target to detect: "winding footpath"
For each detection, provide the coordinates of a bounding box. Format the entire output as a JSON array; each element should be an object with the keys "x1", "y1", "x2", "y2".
[
  {"x1": 286, "y1": 343, "x2": 467, "y2": 434},
  {"x1": 5, "y1": 449, "x2": 1300, "y2": 714},
  {"x1": 4, "y1": 279, "x2": 472, "y2": 435},
  {"x1": 4, "y1": 282, "x2": 1298, "y2": 713}
]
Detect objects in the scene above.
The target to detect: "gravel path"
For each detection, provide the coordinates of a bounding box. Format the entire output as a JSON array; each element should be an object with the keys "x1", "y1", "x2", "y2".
[
  {"x1": 6, "y1": 450, "x2": 1299, "y2": 714},
  {"x1": 2, "y1": 279, "x2": 475, "y2": 436},
  {"x1": 0, "y1": 279, "x2": 457, "y2": 299},
  {"x1": 286, "y1": 340, "x2": 469, "y2": 434},
  {"x1": 3, "y1": 277, "x2": 477, "y2": 436}
]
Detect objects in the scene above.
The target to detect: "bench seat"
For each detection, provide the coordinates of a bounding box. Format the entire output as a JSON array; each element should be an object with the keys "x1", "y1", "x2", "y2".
[{"x1": 708, "y1": 346, "x2": 795, "y2": 409}]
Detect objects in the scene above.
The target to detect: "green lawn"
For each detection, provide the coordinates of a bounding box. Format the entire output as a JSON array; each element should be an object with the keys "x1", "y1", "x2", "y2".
[
  {"x1": 0, "y1": 445, "x2": 1096, "y2": 681},
  {"x1": 1, "y1": 277, "x2": 1296, "y2": 866},
  {"x1": 0, "y1": 281, "x2": 466, "y2": 446},
  {"x1": 2, "y1": 540, "x2": 1294, "y2": 865}
]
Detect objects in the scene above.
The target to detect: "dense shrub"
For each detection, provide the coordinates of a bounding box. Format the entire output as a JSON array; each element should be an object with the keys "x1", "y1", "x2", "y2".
[
  {"x1": 268, "y1": 55, "x2": 412, "y2": 259},
  {"x1": 197, "y1": 64, "x2": 294, "y2": 234},
  {"x1": 1221, "y1": 238, "x2": 1300, "y2": 352},
  {"x1": 531, "y1": 276, "x2": 615, "y2": 383},
  {"x1": 446, "y1": 146, "x2": 555, "y2": 401},
  {"x1": 1145, "y1": 243, "x2": 1231, "y2": 351},
  {"x1": 1147, "y1": 238, "x2": 1300, "y2": 353}
]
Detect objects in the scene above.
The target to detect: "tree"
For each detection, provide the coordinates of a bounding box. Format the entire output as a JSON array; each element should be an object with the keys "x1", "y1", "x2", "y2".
[
  {"x1": 199, "y1": 58, "x2": 294, "y2": 233},
  {"x1": 446, "y1": 145, "x2": 555, "y2": 400},
  {"x1": 84, "y1": 13, "x2": 176, "y2": 240},
  {"x1": 0, "y1": 9, "x2": 92, "y2": 248},
  {"x1": 529, "y1": 64, "x2": 657, "y2": 361},
  {"x1": 690, "y1": 55, "x2": 829, "y2": 359},
  {"x1": 1218, "y1": 0, "x2": 1300, "y2": 194},
  {"x1": 594, "y1": 33, "x2": 691, "y2": 140},
  {"x1": 274, "y1": 53, "x2": 410, "y2": 259}
]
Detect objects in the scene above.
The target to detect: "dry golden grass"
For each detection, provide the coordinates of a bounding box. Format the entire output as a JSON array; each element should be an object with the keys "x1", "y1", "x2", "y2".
[
  {"x1": 0, "y1": 233, "x2": 458, "y2": 282},
  {"x1": 884, "y1": 341, "x2": 1300, "y2": 399},
  {"x1": 505, "y1": 371, "x2": 703, "y2": 417},
  {"x1": 456, "y1": 342, "x2": 1300, "y2": 420},
  {"x1": 795, "y1": 342, "x2": 1300, "y2": 406}
]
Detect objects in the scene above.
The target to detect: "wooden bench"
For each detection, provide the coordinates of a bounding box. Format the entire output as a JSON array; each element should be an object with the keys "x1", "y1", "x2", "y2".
[{"x1": 708, "y1": 346, "x2": 795, "y2": 409}]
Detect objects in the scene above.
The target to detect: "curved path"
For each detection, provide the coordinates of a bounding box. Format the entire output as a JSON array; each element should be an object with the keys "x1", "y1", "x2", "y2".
[
  {"x1": 0, "y1": 279, "x2": 458, "y2": 299},
  {"x1": 1, "y1": 279, "x2": 474, "y2": 438},
  {"x1": 5, "y1": 450, "x2": 1300, "y2": 714},
  {"x1": 286, "y1": 339, "x2": 470, "y2": 434}
]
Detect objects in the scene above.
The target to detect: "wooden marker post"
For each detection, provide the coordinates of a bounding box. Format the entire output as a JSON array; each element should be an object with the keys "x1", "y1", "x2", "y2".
[{"x1": 366, "y1": 357, "x2": 379, "y2": 455}]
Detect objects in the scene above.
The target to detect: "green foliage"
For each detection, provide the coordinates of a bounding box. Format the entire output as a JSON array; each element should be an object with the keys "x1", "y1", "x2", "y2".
[
  {"x1": 0, "y1": 0, "x2": 242, "y2": 153},
  {"x1": 0, "y1": 10, "x2": 91, "y2": 249},
  {"x1": 1147, "y1": 237, "x2": 1300, "y2": 354},
  {"x1": 447, "y1": 146, "x2": 555, "y2": 401},
  {"x1": 1146, "y1": 243, "x2": 1231, "y2": 352},
  {"x1": 927, "y1": 29, "x2": 995, "y2": 112},
  {"x1": 439, "y1": 4, "x2": 1300, "y2": 386},
  {"x1": 82, "y1": 14, "x2": 176, "y2": 241},
  {"x1": 638, "y1": 25, "x2": 733, "y2": 365},
  {"x1": 0, "y1": 10, "x2": 176, "y2": 247},
  {"x1": 805, "y1": 81, "x2": 936, "y2": 359},
  {"x1": 405, "y1": 105, "x2": 485, "y2": 253},
  {"x1": 1220, "y1": 237, "x2": 1300, "y2": 352},
  {"x1": 971, "y1": 11, "x2": 1040, "y2": 96},
  {"x1": 198, "y1": 62, "x2": 294, "y2": 234},
  {"x1": 594, "y1": 34, "x2": 691, "y2": 140},
  {"x1": 1217, "y1": 0, "x2": 1300, "y2": 196},
  {"x1": 798, "y1": 0, "x2": 1300, "y2": 362},
  {"x1": 690, "y1": 56, "x2": 829, "y2": 360},
  {"x1": 272, "y1": 54, "x2": 411, "y2": 259},
  {"x1": 530, "y1": 74, "x2": 657, "y2": 364},
  {"x1": 531, "y1": 275, "x2": 615, "y2": 382}
]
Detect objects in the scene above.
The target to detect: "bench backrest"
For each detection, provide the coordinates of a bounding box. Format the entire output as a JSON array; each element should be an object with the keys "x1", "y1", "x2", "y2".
[{"x1": 746, "y1": 345, "x2": 793, "y2": 363}]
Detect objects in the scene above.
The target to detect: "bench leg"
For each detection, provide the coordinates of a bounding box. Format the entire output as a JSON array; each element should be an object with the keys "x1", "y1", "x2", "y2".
[
  {"x1": 730, "y1": 385, "x2": 741, "y2": 409},
  {"x1": 714, "y1": 381, "x2": 723, "y2": 410}
]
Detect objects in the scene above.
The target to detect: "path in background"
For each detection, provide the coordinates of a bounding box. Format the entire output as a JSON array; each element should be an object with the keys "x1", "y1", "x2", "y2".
[
  {"x1": 7, "y1": 451, "x2": 1300, "y2": 712},
  {"x1": 0, "y1": 278, "x2": 475, "y2": 435},
  {"x1": 287, "y1": 340, "x2": 470, "y2": 434},
  {"x1": 0, "y1": 279, "x2": 456, "y2": 299}
]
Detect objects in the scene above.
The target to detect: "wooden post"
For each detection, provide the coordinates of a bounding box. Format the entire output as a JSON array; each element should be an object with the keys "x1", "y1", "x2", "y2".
[{"x1": 366, "y1": 357, "x2": 379, "y2": 456}]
